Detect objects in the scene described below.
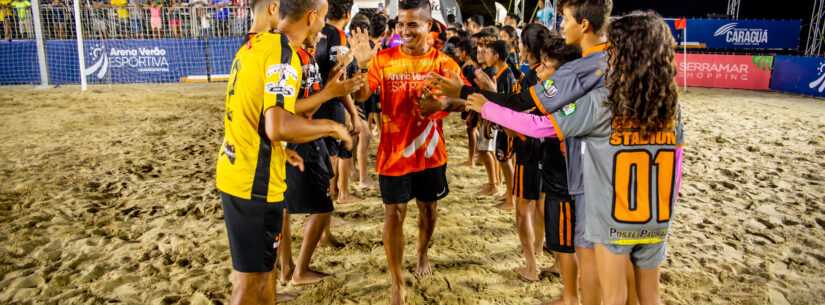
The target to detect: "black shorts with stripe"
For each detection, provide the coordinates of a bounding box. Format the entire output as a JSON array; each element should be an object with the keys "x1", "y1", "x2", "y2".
[
  {"x1": 544, "y1": 195, "x2": 575, "y2": 253},
  {"x1": 513, "y1": 155, "x2": 542, "y2": 200}
]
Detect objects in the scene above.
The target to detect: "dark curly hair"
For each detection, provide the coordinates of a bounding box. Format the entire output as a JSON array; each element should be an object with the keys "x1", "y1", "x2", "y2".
[{"x1": 606, "y1": 11, "x2": 678, "y2": 136}]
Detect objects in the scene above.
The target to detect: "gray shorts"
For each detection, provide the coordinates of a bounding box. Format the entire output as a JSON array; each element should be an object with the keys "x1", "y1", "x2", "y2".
[
  {"x1": 602, "y1": 242, "x2": 667, "y2": 269},
  {"x1": 573, "y1": 194, "x2": 593, "y2": 249},
  {"x1": 476, "y1": 127, "x2": 497, "y2": 152}
]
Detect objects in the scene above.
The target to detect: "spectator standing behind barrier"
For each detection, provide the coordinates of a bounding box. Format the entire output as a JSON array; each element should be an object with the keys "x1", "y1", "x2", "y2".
[
  {"x1": 0, "y1": 0, "x2": 11, "y2": 40},
  {"x1": 230, "y1": 0, "x2": 245, "y2": 36},
  {"x1": 90, "y1": 0, "x2": 108, "y2": 39},
  {"x1": 127, "y1": 0, "x2": 144, "y2": 39},
  {"x1": 149, "y1": 0, "x2": 162, "y2": 38},
  {"x1": 210, "y1": 0, "x2": 229, "y2": 36},
  {"x1": 10, "y1": 0, "x2": 30, "y2": 38},
  {"x1": 45, "y1": 0, "x2": 67, "y2": 38},
  {"x1": 111, "y1": 0, "x2": 129, "y2": 38},
  {"x1": 189, "y1": 0, "x2": 208, "y2": 37},
  {"x1": 168, "y1": 0, "x2": 182, "y2": 38}
]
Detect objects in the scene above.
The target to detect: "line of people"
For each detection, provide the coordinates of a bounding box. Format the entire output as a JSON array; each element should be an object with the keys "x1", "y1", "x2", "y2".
[{"x1": 215, "y1": 0, "x2": 684, "y2": 304}]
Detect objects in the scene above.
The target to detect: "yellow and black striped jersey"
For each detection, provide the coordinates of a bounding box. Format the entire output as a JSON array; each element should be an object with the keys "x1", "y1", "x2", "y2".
[{"x1": 216, "y1": 32, "x2": 302, "y2": 203}]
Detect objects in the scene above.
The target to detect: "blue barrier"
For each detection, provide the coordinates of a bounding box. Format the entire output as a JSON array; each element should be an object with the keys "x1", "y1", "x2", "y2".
[
  {"x1": 1, "y1": 38, "x2": 241, "y2": 85},
  {"x1": 771, "y1": 56, "x2": 825, "y2": 98},
  {"x1": 666, "y1": 19, "x2": 801, "y2": 50},
  {"x1": 0, "y1": 40, "x2": 41, "y2": 85}
]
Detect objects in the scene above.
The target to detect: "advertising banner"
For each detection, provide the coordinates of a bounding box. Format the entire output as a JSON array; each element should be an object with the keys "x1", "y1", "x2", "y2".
[
  {"x1": 676, "y1": 53, "x2": 773, "y2": 90},
  {"x1": 665, "y1": 19, "x2": 801, "y2": 50},
  {"x1": 770, "y1": 56, "x2": 825, "y2": 98},
  {"x1": 34, "y1": 38, "x2": 239, "y2": 85},
  {"x1": 0, "y1": 41, "x2": 41, "y2": 85}
]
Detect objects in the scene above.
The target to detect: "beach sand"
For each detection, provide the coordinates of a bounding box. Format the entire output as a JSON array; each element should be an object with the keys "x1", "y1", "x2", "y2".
[{"x1": 0, "y1": 84, "x2": 823, "y2": 305}]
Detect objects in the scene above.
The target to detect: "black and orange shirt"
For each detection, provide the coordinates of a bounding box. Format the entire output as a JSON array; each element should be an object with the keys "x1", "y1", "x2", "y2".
[
  {"x1": 367, "y1": 47, "x2": 463, "y2": 176},
  {"x1": 314, "y1": 24, "x2": 353, "y2": 122},
  {"x1": 216, "y1": 32, "x2": 302, "y2": 203},
  {"x1": 484, "y1": 64, "x2": 516, "y2": 95},
  {"x1": 297, "y1": 47, "x2": 322, "y2": 98}
]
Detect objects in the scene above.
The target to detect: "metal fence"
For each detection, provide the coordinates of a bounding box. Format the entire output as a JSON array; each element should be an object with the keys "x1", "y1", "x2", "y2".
[{"x1": 0, "y1": 3, "x2": 252, "y2": 40}]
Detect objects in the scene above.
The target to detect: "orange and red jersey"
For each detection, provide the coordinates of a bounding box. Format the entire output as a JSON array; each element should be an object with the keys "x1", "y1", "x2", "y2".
[{"x1": 367, "y1": 47, "x2": 463, "y2": 176}]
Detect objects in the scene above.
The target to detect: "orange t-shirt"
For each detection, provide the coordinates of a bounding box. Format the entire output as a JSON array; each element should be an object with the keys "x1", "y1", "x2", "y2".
[{"x1": 367, "y1": 47, "x2": 462, "y2": 176}]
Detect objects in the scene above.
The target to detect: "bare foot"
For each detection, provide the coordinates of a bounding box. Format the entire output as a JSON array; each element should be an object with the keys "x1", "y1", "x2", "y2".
[
  {"x1": 356, "y1": 180, "x2": 376, "y2": 190},
  {"x1": 495, "y1": 197, "x2": 514, "y2": 210},
  {"x1": 390, "y1": 285, "x2": 406, "y2": 305},
  {"x1": 276, "y1": 291, "x2": 299, "y2": 303},
  {"x1": 460, "y1": 160, "x2": 476, "y2": 167},
  {"x1": 539, "y1": 296, "x2": 578, "y2": 305},
  {"x1": 415, "y1": 255, "x2": 433, "y2": 277},
  {"x1": 480, "y1": 183, "x2": 497, "y2": 196},
  {"x1": 279, "y1": 262, "x2": 295, "y2": 284},
  {"x1": 514, "y1": 266, "x2": 539, "y2": 282},
  {"x1": 291, "y1": 269, "x2": 329, "y2": 286},
  {"x1": 541, "y1": 261, "x2": 560, "y2": 276},
  {"x1": 319, "y1": 234, "x2": 345, "y2": 249},
  {"x1": 336, "y1": 193, "x2": 362, "y2": 204}
]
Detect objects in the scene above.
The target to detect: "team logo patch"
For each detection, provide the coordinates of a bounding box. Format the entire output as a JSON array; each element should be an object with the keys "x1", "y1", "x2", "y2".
[
  {"x1": 265, "y1": 82, "x2": 295, "y2": 96},
  {"x1": 595, "y1": 69, "x2": 604, "y2": 77},
  {"x1": 223, "y1": 142, "x2": 236, "y2": 164},
  {"x1": 561, "y1": 103, "x2": 577, "y2": 116},
  {"x1": 542, "y1": 80, "x2": 558, "y2": 99}
]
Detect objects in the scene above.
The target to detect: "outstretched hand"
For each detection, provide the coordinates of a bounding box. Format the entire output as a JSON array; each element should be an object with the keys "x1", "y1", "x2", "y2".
[
  {"x1": 427, "y1": 70, "x2": 463, "y2": 98},
  {"x1": 331, "y1": 123, "x2": 354, "y2": 151},
  {"x1": 285, "y1": 149, "x2": 305, "y2": 172},
  {"x1": 465, "y1": 93, "x2": 488, "y2": 113},
  {"x1": 324, "y1": 67, "x2": 366, "y2": 98},
  {"x1": 474, "y1": 69, "x2": 497, "y2": 92},
  {"x1": 350, "y1": 27, "x2": 377, "y2": 69}
]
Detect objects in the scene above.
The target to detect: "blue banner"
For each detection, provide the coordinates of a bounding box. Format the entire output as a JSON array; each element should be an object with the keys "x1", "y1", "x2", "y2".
[
  {"x1": 0, "y1": 40, "x2": 41, "y2": 85},
  {"x1": 666, "y1": 19, "x2": 801, "y2": 50},
  {"x1": 770, "y1": 55, "x2": 825, "y2": 98},
  {"x1": 1, "y1": 38, "x2": 241, "y2": 85}
]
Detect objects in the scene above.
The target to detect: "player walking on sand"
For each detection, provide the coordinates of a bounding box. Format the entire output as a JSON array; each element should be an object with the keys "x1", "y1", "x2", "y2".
[
  {"x1": 350, "y1": 0, "x2": 466, "y2": 303},
  {"x1": 215, "y1": 0, "x2": 351, "y2": 303}
]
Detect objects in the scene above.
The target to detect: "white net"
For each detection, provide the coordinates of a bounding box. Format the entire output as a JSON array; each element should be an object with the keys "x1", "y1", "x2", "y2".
[{"x1": 0, "y1": 0, "x2": 251, "y2": 86}]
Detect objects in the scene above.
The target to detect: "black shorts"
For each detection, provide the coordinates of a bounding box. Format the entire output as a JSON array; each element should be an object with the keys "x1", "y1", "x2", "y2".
[
  {"x1": 379, "y1": 165, "x2": 449, "y2": 204},
  {"x1": 544, "y1": 195, "x2": 576, "y2": 254},
  {"x1": 513, "y1": 156, "x2": 542, "y2": 200},
  {"x1": 221, "y1": 192, "x2": 284, "y2": 272},
  {"x1": 323, "y1": 137, "x2": 352, "y2": 159},
  {"x1": 285, "y1": 142, "x2": 334, "y2": 214}
]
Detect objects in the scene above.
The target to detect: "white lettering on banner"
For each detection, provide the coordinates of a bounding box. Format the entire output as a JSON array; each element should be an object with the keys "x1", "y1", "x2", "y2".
[
  {"x1": 86, "y1": 44, "x2": 171, "y2": 79},
  {"x1": 713, "y1": 22, "x2": 769, "y2": 46},
  {"x1": 681, "y1": 62, "x2": 750, "y2": 81},
  {"x1": 810, "y1": 62, "x2": 825, "y2": 93}
]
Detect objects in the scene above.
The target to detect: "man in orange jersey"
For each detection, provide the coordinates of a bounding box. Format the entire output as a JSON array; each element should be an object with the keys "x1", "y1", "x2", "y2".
[{"x1": 351, "y1": 0, "x2": 466, "y2": 304}]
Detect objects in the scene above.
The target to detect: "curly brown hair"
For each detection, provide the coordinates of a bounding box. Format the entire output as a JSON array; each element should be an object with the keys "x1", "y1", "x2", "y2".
[{"x1": 606, "y1": 11, "x2": 679, "y2": 136}]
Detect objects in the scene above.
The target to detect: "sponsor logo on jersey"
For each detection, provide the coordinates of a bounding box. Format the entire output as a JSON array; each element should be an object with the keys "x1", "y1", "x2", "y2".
[
  {"x1": 542, "y1": 79, "x2": 558, "y2": 99},
  {"x1": 713, "y1": 22, "x2": 768, "y2": 46},
  {"x1": 561, "y1": 103, "x2": 576, "y2": 116},
  {"x1": 265, "y1": 64, "x2": 299, "y2": 97}
]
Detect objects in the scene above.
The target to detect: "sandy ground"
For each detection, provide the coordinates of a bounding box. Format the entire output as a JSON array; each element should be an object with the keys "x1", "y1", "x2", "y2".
[{"x1": 0, "y1": 84, "x2": 823, "y2": 305}]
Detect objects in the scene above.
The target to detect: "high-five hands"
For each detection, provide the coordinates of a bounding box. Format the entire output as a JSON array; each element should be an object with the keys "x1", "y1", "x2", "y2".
[
  {"x1": 465, "y1": 93, "x2": 488, "y2": 113},
  {"x1": 350, "y1": 28, "x2": 377, "y2": 69}
]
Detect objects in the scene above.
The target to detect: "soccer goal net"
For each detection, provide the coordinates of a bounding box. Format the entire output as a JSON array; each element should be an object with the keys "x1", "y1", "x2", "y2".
[{"x1": 0, "y1": 0, "x2": 251, "y2": 88}]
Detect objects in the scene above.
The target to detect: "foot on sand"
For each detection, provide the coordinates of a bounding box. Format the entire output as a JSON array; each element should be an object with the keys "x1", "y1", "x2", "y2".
[
  {"x1": 539, "y1": 296, "x2": 578, "y2": 305},
  {"x1": 415, "y1": 255, "x2": 433, "y2": 277},
  {"x1": 514, "y1": 266, "x2": 539, "y2": 282},
  {"x1": 291, "y1": 269, "x2": 329, "y2": 286},
  {"x1": 336, "y1": 193, "x2": 362, "y2": 204},
  {"x1": 279, "y1": 262, "x2": 295, "y2": 285},
  {"x1": 319, "y1": 235, "x2": 345, "y2": 249},
  {"x1": 390, "y1": 285, "x2": 406, "y2": 305},
  {"x1": 480, "y1": 183, "x2": 497, "y2": 196},
  {"x1": 276, "y1": 291, "x2": 299, "y2": 303},
  {"x1": 460, "y1": 160, "x2": 476, "y2": 167}
]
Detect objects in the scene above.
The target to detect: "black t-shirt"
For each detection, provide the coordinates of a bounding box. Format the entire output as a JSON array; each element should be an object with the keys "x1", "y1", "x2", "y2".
[
  {"x1": 313, "y1": 24, "x2": 352, "y2": 122},
  {"x1": 485, "y1": 65, "x2": 516, "y2": 95}
]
